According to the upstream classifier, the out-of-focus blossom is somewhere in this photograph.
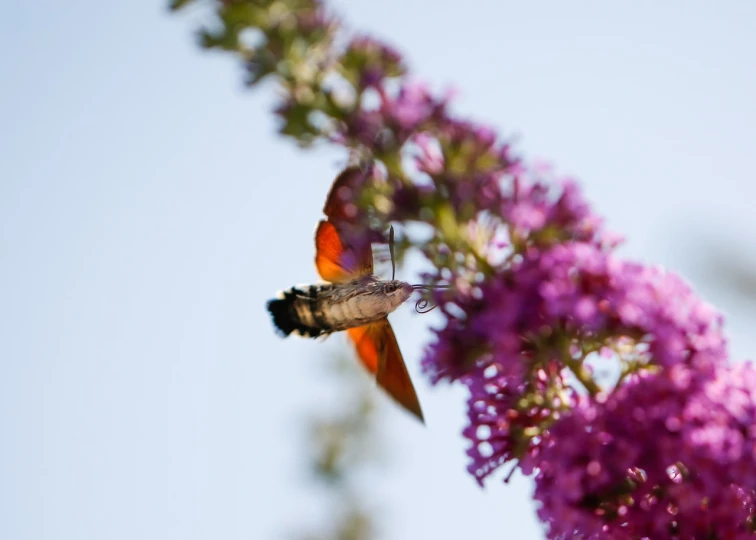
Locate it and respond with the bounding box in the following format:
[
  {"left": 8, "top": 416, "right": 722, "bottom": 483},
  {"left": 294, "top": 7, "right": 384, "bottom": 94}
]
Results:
[
  {"left": 342, "top": 81, "right": 448, "bottom": 152},
  {"left": 412, "top": 133, "right": 444, "bottom": 174},
  {"left": 343, "top": 36, "right": 405, "bottom": 89}
]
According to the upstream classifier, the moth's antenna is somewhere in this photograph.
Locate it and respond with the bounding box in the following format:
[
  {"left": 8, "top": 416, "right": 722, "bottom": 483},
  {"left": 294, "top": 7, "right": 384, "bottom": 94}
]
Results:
[{"left": 389, "top": 225, "right": 396, "bottom": 280}]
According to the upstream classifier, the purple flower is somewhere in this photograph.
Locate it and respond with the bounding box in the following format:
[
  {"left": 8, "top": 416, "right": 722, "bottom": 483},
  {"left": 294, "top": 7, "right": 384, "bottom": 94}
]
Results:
[
  {"left": 424, "top": 242, "right": 725, "bottom": 385},
  {"left": 342, "top": 108, "right": 386, "bottom": 150},
  {"left": 344, "top": 36, "right": 405, "bottom": 89},
  {"left": 387, "top": 181, "right": 436, "bottom": 224},
  {"left": 499, "top": 169, "right": 604, "bottom": 245},
  {"left": 341, "top": 81, "right": 448, "bottom": 151},
  {"left": 384, "top": 81, "right": 439, "bottom": 132},
  {"left": 464, "top": 362, "right": 578, "bottom": 485},
  {"left": 437, "top": 119, "right": 499, "bottom": 157},
  {"left": 423, "top": 241, "right": 727, "bottom": 488},
  {"left": 534, "top": 365, "right": 756, "bottom": 539},
  {"left": 412, "top": 132, "right": 444, "bottom": 174}
]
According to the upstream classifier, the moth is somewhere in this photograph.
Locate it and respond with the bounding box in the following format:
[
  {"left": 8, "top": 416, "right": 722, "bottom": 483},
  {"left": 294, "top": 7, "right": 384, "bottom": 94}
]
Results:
[{"left": 267, "top": 168, "right": 432, "bottom": 422}]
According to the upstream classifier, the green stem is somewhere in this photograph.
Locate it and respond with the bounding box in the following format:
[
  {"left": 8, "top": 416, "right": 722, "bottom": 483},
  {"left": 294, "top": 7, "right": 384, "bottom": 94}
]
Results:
[{"left": 561, "top": 340, "right": 601, "bottom": 396}]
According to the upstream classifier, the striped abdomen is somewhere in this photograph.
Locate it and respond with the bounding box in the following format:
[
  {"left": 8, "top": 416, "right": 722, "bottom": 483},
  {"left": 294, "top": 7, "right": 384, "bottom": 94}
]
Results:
[{"left": 267, "top": 279, "right": 412, "bottom": 338}]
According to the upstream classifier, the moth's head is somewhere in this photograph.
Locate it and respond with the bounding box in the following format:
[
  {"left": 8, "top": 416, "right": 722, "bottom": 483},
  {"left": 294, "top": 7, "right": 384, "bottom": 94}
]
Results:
[{"left": 382, "top": 280, "right": 413, "bottom": 307}]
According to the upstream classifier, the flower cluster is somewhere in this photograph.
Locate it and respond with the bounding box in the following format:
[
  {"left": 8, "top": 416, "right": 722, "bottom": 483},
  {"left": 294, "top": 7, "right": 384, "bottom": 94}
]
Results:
[
  {"left": 174, "top": 0, "right": 756, "bottom": 536},
  {"left": 425, "top": 241, "right": 725, "bottom": 383},
  {"left": 536, "top": 364, "right": 756, "bottom": 539}
]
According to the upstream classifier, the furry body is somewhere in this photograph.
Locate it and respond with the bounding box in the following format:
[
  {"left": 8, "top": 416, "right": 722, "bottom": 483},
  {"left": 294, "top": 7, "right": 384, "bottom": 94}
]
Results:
[{"left": 267, "top": 278, "right": 412, "bottom": 337}]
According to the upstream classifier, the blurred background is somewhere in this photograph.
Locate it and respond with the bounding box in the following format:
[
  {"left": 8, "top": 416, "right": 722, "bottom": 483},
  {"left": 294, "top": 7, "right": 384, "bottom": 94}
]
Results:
[{"left": 2, "top": 1, "right": 755, "bottom": 539}]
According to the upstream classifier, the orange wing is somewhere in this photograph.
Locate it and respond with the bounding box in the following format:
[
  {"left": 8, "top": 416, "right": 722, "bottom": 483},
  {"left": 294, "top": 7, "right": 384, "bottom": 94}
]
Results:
[
  {"left": 315, "top": 221, "right": 373, "bottom": 283},
  {"left": 347, "top": 319, "right": 424, "bottom": 423},
  {"left": 315, "top": 168, "right": 373, "bottom": 283}
]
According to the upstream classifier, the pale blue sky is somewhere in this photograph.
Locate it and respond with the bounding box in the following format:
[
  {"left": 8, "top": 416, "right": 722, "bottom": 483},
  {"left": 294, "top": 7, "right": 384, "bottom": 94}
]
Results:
[{"left": 2, "top": 2, "right": 756, "bottom": 539}]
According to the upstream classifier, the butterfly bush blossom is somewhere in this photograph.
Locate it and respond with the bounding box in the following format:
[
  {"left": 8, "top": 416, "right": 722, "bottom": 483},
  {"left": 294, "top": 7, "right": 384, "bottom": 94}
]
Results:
[{"left": 174, "top": 0, "right": 756, "bottom": 536}]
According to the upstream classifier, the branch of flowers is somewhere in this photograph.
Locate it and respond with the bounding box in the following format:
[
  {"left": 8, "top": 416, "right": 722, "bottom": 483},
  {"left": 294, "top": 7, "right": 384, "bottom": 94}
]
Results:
[
  {"left": 171, "top": 0, "right": 523, "bottom": 275},
  {"left": 174, "top": 1, "right": 756, "bottom": 536}
]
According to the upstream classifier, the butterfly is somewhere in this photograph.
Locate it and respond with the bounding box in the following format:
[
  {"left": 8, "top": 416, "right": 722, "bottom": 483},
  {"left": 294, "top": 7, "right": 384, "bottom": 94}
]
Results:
[{"left": 267, "top": 167, "right": 425, "bottom": 422}]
